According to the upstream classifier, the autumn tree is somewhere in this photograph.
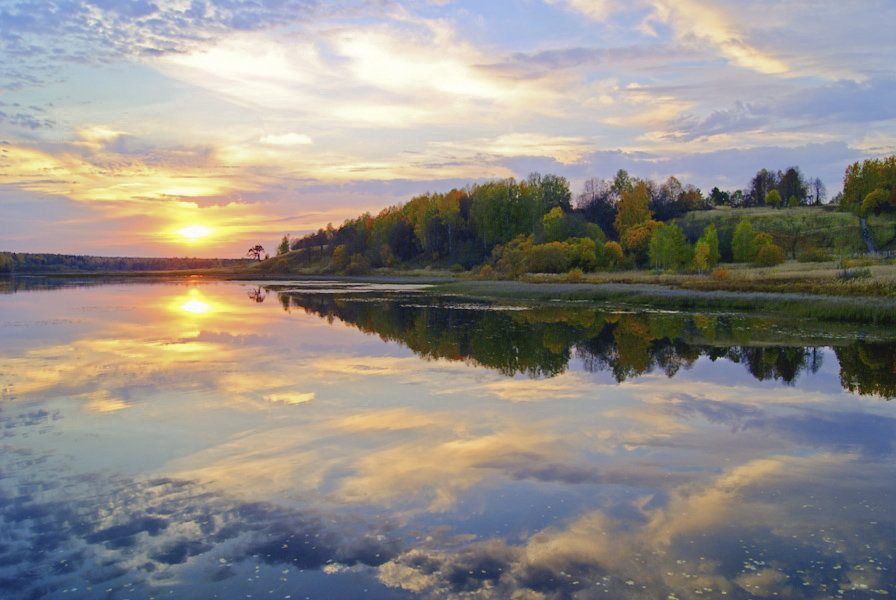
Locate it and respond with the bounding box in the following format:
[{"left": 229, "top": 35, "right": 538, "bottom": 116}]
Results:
[
  {"left": 696, "top": 224, "right": 720, "bottom": 268},
  {"left": 614, "top": 181, "right": 656, "bottom": 263},
  {"left": 332, "top": 244, "right": 350, "bottom": 270},
  {"left": 614, "top": 181, "right": 652, "bottom": 239}
]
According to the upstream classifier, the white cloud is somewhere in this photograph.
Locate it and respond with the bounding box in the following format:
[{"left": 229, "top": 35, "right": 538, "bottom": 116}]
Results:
[{"left": 259, "top": 133, "right": 313, "bottom": 146}]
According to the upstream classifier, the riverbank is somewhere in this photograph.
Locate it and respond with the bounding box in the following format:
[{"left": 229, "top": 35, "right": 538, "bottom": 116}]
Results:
[
  {"left": 424, "top": 279, "right": 896, "bottom": 324},
  {"left": 7, "top": 263, "right": 896, "bottom": 323}
]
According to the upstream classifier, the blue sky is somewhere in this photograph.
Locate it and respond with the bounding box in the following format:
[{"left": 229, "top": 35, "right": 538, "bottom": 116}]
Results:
[{"left": 1, "top": 0, "right": 895, "bottom": 257}]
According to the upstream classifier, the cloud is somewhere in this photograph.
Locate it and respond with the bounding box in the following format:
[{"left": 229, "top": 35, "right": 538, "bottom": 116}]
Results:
[
  {"left": 259, "top": 132, "right": 313, "bottom": 146},
  {"left": 544, "top": 0, "right": 616, "bottom": 21},
  {"left": 549, "top": 0, "right": 786, "bottom": 74}
]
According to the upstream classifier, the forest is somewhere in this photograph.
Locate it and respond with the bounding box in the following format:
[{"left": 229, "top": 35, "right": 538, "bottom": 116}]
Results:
[{"left": 270, "top": 156, "right": 896, "bottom": 277}]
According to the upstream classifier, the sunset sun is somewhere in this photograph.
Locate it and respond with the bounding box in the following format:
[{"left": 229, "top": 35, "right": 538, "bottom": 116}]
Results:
[{"left": 177, "top": 224, "right": 213, "bottom": 242}]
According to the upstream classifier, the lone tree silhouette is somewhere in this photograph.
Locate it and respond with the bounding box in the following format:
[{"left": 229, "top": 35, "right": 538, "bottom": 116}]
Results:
[{"left": 246, "top": 245, "right": 265, "bottom": 261}]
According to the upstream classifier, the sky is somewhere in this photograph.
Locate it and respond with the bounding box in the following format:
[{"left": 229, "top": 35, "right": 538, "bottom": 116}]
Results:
[{"left": 1, "top": 0, "right": 895, "bottom": 258}]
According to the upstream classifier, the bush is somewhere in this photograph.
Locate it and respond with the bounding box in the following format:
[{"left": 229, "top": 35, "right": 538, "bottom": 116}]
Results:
[
  {"left": 473, "top": 264, "right": 497, "bottom": 280},
  {"left": 527, "top": 242, "right": 570, "bottom": 273},
  {"left": 754, "top": 243, "right": 785, "bottom": 267},
  {"left": 566, "top": 267, "right": 585, "bottom": 282},
  {"left": 449, "top": 263, "right": 464, "bottom": 272},
  {"left": 711, "top": 267, "right": 730, "bottom": 281}
]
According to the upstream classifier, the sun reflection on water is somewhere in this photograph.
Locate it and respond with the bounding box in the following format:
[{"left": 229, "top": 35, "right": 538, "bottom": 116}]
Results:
[{"left": 176, "top": 288, "right": 213, "bottom": 315}]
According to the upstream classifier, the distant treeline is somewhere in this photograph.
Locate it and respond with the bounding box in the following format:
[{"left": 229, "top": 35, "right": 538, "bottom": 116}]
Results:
[
  {"left": 274, "top": 160, "right": 886, "bottom": 275},
  {"left": 0, "top": 252, "right": 246, "bottom": 274}
]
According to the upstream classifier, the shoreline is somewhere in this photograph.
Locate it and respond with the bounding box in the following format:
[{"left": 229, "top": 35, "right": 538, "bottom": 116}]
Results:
[{"left": 5, "top": 270, "right": 896, "bottom": 323}]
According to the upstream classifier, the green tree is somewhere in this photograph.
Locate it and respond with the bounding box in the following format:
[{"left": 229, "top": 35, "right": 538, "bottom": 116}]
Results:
[
  {"left": 862, "top": 188, "right": 890, "bottom": 215},
  {"left": 766, "top": 189, "right": 782, "bottom": 207},
  {"left": 566, "top": 237, "right": 598, "bottom": 271},
  {"left": 841, "top": 155, "right": 896, "bottom": 213},
  {"left": 648, "top": 222, "right": 690, "bottom": 272},
  {"left": 540, "top": 174, "right": 572, "bottom": 212},
  {"left": 542, "top": 206, "right": 570, "bottom": 242},
  {"left": 696, "top": 224, "right": 720, "bottom": 268},
  {"left": 732, "top": 218, "right": 756, "bottom": 262},
  {"left": 613, "top": 169, "right": 633, "bottom": 195},
  {"left": 709, "top": 187, "right": 730, "bottom": 206}
]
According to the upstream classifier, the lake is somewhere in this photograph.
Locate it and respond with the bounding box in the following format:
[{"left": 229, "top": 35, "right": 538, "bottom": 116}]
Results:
[{"left": 1, "top": 278, "right": 893, "bottom": 599}]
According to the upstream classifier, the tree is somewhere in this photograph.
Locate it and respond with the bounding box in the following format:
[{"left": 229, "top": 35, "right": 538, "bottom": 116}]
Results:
[
  {"left": 648, "top": 222, "right": 690, "bottom": 271},
  {"left": 577, "top": 177, "right": 617, "bottom": 237},
  {"left": 246, "top": 245, "right": 265, "bottom": 261},
  {"left": 614, "top": 181, "right": 652, "bottom": 239},
  {"left": 810, "top": 178, "right": 826, "bottom": 205},
  {"left": 732, "top": 218, "right": 756, "bottom": 262},
  {"left": 604, "top": 241, "right": 624, "bottom": 268},
  {"left": 652, "top": 176, "right": 683, "bottom": 221},
  {"left": 841, "top": 155, "right": 896, "bottom": 214},
  {"left": 765, "top": 189, "right": 782, "bottom": 208},
  {"left": 709, "top": 187, "right": 730, "bottom": 206},
  {"left": 755, "top": 243, "right": 785, "bottom": 267},
  {"left": 747, "top": 168, "right": 779, "bottom": 206},
  {"left": 332, "top": 244, "right": 350, "bottom": 270},
  {"left": 540, "top": 174, "right": 572, "bottom": 212},
  {"left": 613, "top": 169, "right": 633, "bottom": 195},
  {"left": 542, "top": 206, "right": 570, "bottom": 242},
  {"left": 277, "top": 235, "right": 290, "bottom": 256},
  {"left": 694, "top": 241, "right": 711, "bottom": 273},
  {"left": 862, "top": 189, "right": 890, "bottom": 215},
  {"left": 696, "top": 224, "right": 720, "bottom": 268},
  {"left": 778, "top": 166, "right": 807, "bottom": 205}
]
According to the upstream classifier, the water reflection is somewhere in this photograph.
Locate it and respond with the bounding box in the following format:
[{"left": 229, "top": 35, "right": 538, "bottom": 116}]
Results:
[
  {"left": 0, "top": 280, "right": 893, "bottom": 599},
  {"left": 274, "top": 289, "right": 895, "bottom": 398}
]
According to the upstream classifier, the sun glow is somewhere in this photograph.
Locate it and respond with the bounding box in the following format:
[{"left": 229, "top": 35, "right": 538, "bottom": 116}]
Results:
[
  {"left": 177, "top": 225, "right": 213, "bottom": 242},
  {"left": 175, "top": 289, "right": 213, "bottom": 315}
]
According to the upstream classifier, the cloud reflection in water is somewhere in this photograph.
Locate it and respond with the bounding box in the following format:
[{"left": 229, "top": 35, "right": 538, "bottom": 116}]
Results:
[{"left": 0, "top": 281, "right": 893, "bottom": 598}]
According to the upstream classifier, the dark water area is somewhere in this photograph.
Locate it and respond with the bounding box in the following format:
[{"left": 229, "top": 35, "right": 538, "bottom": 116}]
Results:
[{"left": 0, "top": 280, "right": 893, "bottom": 599}]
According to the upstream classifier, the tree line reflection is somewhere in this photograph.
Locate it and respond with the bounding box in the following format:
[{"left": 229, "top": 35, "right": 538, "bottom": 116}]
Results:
[{"left": 275, "top": 291, "right": 895, "bottom": 399}]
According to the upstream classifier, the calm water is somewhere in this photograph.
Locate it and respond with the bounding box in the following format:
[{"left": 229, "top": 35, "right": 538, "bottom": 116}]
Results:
[{"left": 1, "top": 278, "right": 893, "bottom": 599}]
